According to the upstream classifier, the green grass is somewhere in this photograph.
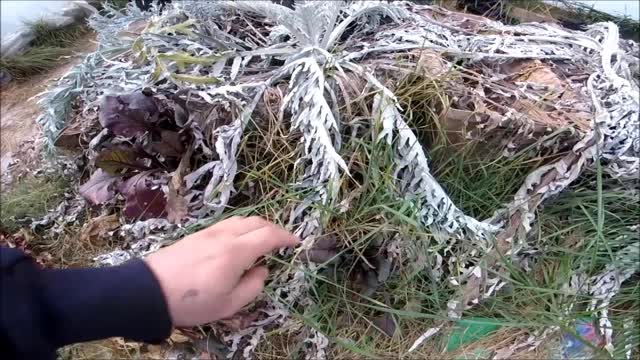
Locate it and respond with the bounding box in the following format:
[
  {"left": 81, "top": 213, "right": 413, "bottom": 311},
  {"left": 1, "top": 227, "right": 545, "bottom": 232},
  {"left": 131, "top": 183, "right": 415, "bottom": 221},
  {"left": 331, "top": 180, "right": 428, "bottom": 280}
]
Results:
[
  {"left": 465, "top": 175, "right": 639, "bottom": 357},
  {"left": 44, "top": 68, "right": 635, "bottom": 359},
  {"left": 27, "top": 20, "right": 88, "bottom": 48},
  {"left": 0, "top": 20, "right": 89, "bottom": 80},
  {"left": 0, "top": 47, "right": 75, "bottom": 80},
  {"left": 454, "top": 0, "right": 639, "bottom": 42},
  {"left": 105, "top": 0, "right": 130, "bottom": 10},
  {"left": 553, "top": 0, "right": 640, "bottom": 41},
  {"left": 81, "top": 69, "right": 637, "bottom": 358},
  {"left": 193, "top": 73, "right": 640, "bottom": 358},
  {"left": 35, "top": 76, "right": 635, "bottom": 359},
  {"left": 395, "top": 73, "right": 547, "bottom": 220},
  {"left": 0, "top": 176, "right": 69, "bottom": 233},
  {"left": 237, "top": 114, "right": 446, "bottom": 358}
]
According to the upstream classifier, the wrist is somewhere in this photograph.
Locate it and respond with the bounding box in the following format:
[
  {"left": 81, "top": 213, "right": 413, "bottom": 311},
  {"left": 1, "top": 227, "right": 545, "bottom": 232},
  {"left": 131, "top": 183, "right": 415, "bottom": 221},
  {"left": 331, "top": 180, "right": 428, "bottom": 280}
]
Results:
[{"left": 41, "top": 259, "right": 174, "bottom": 345}]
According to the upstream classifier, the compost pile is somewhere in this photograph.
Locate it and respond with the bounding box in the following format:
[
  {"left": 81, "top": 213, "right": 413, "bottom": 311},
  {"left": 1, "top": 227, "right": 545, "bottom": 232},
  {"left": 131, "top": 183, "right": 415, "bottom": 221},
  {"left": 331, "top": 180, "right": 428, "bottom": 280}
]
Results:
[{"left": 37, "top": 1, "right": 639, "bottom": 358}]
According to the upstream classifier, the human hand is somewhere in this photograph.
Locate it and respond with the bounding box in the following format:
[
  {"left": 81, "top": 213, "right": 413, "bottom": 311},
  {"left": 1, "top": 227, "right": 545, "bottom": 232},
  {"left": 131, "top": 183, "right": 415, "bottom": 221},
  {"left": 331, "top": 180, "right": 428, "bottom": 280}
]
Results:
[{"left": 143, "top": 216, "right": 298, "bottom": 327}]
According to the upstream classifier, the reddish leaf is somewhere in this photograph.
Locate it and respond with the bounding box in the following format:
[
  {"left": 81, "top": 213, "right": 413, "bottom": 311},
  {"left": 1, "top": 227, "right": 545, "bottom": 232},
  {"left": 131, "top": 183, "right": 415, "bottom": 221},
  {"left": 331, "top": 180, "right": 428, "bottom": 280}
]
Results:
[
  {"left": 80, "top": 169, "right": 119, "bottom": 205},
  {"left": 95, "top": 148, "right": 145, "bottom": 174},
  {"left": 118, "top": 172, "right": 167, "bottom": 220},
  {"left": 99, "top": 92, "right": 158, "bottom": 137},
  {"left": 151, "top": 130, "right": 185, "bottom": 157}
]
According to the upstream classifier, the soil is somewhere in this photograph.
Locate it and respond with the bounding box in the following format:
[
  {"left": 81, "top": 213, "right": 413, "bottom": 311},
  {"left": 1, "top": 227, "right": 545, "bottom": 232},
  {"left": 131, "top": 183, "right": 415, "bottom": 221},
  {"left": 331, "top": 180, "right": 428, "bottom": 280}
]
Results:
[{"left": 0, "top": 33, "right": 97, "bottom": 185}]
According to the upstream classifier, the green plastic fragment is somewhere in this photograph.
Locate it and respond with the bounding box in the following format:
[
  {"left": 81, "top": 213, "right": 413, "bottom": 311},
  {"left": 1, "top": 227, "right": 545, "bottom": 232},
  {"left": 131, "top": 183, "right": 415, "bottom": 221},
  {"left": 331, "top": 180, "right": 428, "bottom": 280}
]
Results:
[{"left": 446, "top": 317, "right": 502, "bottom": 352}]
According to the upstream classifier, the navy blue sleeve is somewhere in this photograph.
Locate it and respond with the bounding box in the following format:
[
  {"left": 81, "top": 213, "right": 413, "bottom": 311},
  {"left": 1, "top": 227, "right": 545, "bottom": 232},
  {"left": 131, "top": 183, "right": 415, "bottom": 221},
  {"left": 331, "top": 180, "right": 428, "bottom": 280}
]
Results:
[{"left": 0, "top": 246, "right": 172, "bottom": 359}]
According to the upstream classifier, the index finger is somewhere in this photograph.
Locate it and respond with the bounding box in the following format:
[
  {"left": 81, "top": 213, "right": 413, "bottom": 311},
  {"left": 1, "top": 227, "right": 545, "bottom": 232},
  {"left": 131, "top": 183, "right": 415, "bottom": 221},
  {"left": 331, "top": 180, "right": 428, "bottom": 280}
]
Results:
[{"left": 234, "top": 223, "right": 299, "bottom": 269}]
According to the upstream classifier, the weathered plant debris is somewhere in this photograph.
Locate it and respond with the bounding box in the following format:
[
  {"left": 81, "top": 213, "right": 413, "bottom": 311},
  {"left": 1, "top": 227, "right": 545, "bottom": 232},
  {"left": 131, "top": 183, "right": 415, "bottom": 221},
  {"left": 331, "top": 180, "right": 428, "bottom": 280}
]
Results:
[
  {"left": 373, "top": 312, "right": 397, "bottom": 337},
  {"left": 36, "top": 1, "right": 639, "bottom": 358},
  {"left": 78, "top": 214, "right": 119, "bottom": 244}
]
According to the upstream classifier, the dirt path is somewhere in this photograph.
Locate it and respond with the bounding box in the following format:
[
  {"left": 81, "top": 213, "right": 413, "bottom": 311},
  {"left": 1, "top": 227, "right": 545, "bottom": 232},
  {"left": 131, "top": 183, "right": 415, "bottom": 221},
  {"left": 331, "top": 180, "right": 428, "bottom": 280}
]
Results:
[{"left": 0, "top": 34, "right": 97, "bottom": 183}]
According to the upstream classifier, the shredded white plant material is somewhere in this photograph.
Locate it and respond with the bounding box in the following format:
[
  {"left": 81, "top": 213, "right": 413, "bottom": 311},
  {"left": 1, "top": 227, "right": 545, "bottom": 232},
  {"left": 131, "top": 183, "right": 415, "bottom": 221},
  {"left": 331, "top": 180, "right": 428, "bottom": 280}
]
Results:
[
  {"left": 571, "top": 242, "right": 639, "bottom": 354},
  {"left": 407, "top": 326, "right": 441, "bottom": 353},
  {"left": 35, "top": 1, "right": 638, "bottom": 357}
]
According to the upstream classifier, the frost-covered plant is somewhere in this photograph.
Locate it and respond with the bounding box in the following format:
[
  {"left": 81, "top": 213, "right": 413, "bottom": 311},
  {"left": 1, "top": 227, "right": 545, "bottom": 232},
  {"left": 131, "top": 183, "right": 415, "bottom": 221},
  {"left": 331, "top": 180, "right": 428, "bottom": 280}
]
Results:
[
  {"left": 37, "top": 3, "right": 149, "bottom": 151},
  {"left": 37, "top": 1, "right": 639, "bottom": 357}
]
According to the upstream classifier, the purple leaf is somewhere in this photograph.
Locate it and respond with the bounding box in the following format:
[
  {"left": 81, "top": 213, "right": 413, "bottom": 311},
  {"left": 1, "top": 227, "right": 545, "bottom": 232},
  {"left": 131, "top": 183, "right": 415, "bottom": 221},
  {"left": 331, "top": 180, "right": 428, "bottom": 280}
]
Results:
[
  {"left": 151, "top": 130, "right": 185, "bottom": 157},
  {"left": 99, "top": 92, "right": 159, "bottom": 137},
  {"left": 118, "top": 172, "right": 167, "bottom": 220},
  {"left": 79, "top": 169, "right": 119, "bottom": 205}
]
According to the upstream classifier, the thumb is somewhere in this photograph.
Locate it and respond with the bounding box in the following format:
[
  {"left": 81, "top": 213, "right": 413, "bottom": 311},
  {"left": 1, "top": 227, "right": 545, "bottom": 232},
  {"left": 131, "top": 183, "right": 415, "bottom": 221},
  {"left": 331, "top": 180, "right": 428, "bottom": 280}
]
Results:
[{"left": 223, "top": 266, "right": 269, "bottom": 317}]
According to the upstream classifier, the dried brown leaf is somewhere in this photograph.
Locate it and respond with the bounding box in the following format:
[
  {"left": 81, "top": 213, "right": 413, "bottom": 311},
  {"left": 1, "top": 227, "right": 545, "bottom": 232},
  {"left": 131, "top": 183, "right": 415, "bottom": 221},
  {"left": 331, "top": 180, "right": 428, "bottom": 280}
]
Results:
[
  {"left": 54, "top": 123, "right": 84, "bottom": 149},
  {"left": 95, "top": 148, "right": 144, "bottom": 174},
  {"left": 146, "top": 344, "right": 165, "bottom": 360},
  {"left": 166, "top": 182, "right": 188, "bottom": 224},
  {"left": 171, "top": 96, "right": 189, "bottom": 126},
  {"left": 372, "top": 313, "right": 396, "bottom": 337},
  {"left": 171, "top": 145, "right": 193, "bottom": 190},
  {"left": 516, "top": 60, "right": 564, "bottom": 88},
  {"left": 374, "top": 254, "right": 393, "bottom": 283},
  {"left": 352, "top": 267, "right": 380, "bottom": 297},
  {"left": 78, "top": 214, "right": 119, "bottom": 244},
  {"left": 169, "top": 330, "right": 191, "bottom": 344},
  {"left": 299, "top": 234, "right": 339, "bottom": 263}
]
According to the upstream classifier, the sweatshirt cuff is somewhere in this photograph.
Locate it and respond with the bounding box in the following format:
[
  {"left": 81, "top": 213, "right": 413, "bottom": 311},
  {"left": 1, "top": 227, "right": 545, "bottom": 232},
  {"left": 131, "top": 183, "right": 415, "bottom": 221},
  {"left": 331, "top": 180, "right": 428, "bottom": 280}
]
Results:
[{"left": 41, "top": 259, "right": 172, "bottom": 346}]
